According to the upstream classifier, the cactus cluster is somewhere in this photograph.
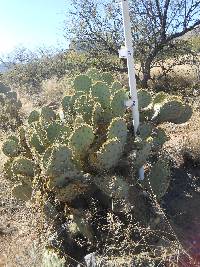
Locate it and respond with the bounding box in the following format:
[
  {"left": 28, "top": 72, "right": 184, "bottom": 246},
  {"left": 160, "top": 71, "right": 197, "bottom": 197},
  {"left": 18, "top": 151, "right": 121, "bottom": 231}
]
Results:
[
  {"left": 2, "top": 70, "right": 192, "bottom": 202},
  {"left": 0, "top": 82, "right": 22, "bottom": 131},
  {"left": 2, "top": 70, "right": 129, "bottom": 202},
  {"left": 1, "top": 69, "right": 192, "bottom": 263}
]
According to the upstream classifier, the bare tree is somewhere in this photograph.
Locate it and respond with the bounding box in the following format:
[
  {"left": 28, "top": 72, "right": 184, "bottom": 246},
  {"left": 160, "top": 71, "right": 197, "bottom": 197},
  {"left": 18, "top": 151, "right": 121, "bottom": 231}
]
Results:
[{"left": 65, "top": 0, "right": 200, "bottom": 87}]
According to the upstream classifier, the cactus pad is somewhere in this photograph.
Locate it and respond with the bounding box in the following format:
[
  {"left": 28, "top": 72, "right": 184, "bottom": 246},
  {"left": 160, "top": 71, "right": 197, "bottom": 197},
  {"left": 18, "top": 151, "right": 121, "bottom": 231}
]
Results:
[
  {"left": 94, "top": 175, "right": 130, "bottom": 200},
  {"left": 107, "top": 118, "right": 127, "bottom": 146},
  {"left": 135, "top": 138, "right": 153, "bottom": 168},
  {"left": 41, "top": 107, "right": 56, "bottom": 122},
  {"left": 138, "top": 123, "right": 153, "bottom": 139},
  {"left": 157, "top": 100, "right": 184, "bottom": 123},
  {"left": 153, "top": 128, "right": 168, "bottom": 147},
  {"left": 46, "top": 122, "right": 65, "bottom": 143},
  {"left": 46, "top": 145, "right": 75, "bottom": 178},
  {"left": 12, "top": 157, "right": 35, "bottom": 178},
  {"left": 138, "top": 89, "right": 152, "bottom": 109},
  {"left": 91, "top": 81, "right": 110, "bottom": 109},
  {"left": 100, "top": 72, "right": 114, "bottom": 85},
  {"left": 111, "top": 81, "right": 123, "bottom": 92},
  {"left": 173, "top": 104, "right": 192, "bottom": 124},
  {"left": 61, "top": 95, "right": 73, "bottom": 112},
  {"left": 86, "top": 68, "right": 101, "bottom": 81},
  {"left": 73, "top": 74, "right": 91, "bottom": 92},
  {"left": 92, "top": 138, "right": 123, "bottom": 170},
  {"left": 146, "top": 159, "right": 171, "bottom": 198},
  {"left": 92, "top": 102, "right": 104, "bottom": 126},
  {"left": 30, "top": 133, "right": 45, "bottom": 154},
  {"left": 28, "top": 110, "right": 40, "bottom": 124},
  {"left": 69, "top": 124, "right": 95, "bottom": 156},
  {"left": 153, "top": 92, "right": 168, "bottom": 105},
  {"left": 2, "top": 139, "right": 20, "bottom": 157},
  {"left": 111, "top": 89, "right": 128, "bottom": 117}
]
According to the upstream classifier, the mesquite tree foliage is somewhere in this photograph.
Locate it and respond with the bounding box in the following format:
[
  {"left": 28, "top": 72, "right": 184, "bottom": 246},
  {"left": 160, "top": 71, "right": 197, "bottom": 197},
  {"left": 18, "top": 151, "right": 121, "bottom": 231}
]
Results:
[{"left": 65, "top": 0, "right": 200, "bottom": 87}]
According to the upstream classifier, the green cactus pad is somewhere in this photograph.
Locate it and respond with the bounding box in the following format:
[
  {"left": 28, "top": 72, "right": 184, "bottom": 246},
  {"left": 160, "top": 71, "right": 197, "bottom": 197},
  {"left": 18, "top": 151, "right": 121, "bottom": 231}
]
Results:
[
  {"left": 41, "top": 107, "right": 56, "bottom": 122},
  {"left": 92, "top": 102, "right": 104, "bottom": 126},
  {"left": 12, "top": 182, "right": 32, "bottom": 201},
  {"left": 153, "top": 92, "right": 168, "bottom": 105},
  {"left": 138, "top": 89, "right": 152, "bottom": 109},
  {"left": 145, "top": 159, "right": 171, "bottom": 198},
  {"left": 41, "top": 107, "right": 56, "bottom": 123},
  {"left": 138, "top": 123, "right": 153, "bottom": 139},
  {"left": 135, "top": 138, "right": 153, "bottom": 168},
  {"left": 86, "top": 68, "right": 101, "bottom": 81},
  {"left": 153, "top": 128, "right": 168, "bottom": 147},
  {"left": 62, "top": 95, "right": 73, "bottom": 112},
  {"left": 107, "top": 118, "right": 127, "bottom": 145},
  {"left": 18, "top": 127, "right": 30, "bottom": 153},
  {"left": 46, "top": 145, "right": 75, "bottom": 180},
  {"left": 140, "top": 107, "right": 154, "bottom": 122},
  {"left": 30, "top": 133, "right": 45, "bottom": 154},
  {"left": 92, "top": 138, "right": 123, "bottom": 170},
  {"left": 157, "top": 100, "right": 184, "bottom": 123},
  {"left": 94, "top": 175, "right": 130, "bottom": 200},
  {"left": 74, "top": 115, "right": 85, "bottom": 127},
  {"left": 2, "top": 139, "right": 20, "bottom": 157},
  {"left": 100, "top": 72, "right": 114, "bottom": 85},
  {"left": 28, "top": 110, "right": 40, "bottom": 124},
  {"left": 111, "top": 89, "right": 128, "bottom": 117},
  {"left": 91, "top": 81, "right": 110, "bottom": 109},
  {"left": 69, "top": 124, "right": 95, "bottom": 156},
  {"left": 42, "top": 248, "right": 66, "bottom": 267},
  {"left": 173, "top": 104, "right": 192, "bottom": 124},
  {"left": 73, "top": 74, "right": 91, "bottom": 92},
  {"left": 74, "top": 94, "right": 94, "bottom": 122},
  {"left": 111, "top": 81, "right": 123, "bottom": 92},
  {"left": 12, "top": 157, "right": 35, "bottom": 178},
  {"left": 46, "top": 122, "right": 65, "bottom": 143}
]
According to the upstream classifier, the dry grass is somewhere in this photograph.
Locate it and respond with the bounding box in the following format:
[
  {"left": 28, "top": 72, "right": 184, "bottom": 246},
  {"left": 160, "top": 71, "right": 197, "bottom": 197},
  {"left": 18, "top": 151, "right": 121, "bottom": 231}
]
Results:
[{"left": 181, "top": 110, "right": 200, "bottom": 166}]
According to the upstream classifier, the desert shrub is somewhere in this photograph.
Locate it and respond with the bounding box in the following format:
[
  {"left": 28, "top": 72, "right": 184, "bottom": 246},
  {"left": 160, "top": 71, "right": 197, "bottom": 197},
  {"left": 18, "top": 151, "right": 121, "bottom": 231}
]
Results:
[
  {"left": 1, "top": 70, "right": 192, "bottom": 264},
  {"left": 0, "top": 82, "right": 22, "bottom": 131},
  {"left": 188, "top": 36, "right": 200, "bottom": 53},
  {"left": 1, "top": 49, "right": 123, "bottom": 96}
]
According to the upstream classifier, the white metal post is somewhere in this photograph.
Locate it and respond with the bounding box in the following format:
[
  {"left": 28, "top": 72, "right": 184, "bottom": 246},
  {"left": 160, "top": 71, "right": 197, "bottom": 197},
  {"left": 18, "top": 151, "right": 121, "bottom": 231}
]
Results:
[{"left": 119, "top": 0, "right": 144, "bottom": 180}]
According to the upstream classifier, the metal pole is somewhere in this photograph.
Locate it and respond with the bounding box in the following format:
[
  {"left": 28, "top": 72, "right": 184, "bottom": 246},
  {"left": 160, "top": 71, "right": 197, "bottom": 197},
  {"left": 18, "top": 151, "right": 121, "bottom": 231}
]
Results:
[{"left": 119, "top": 0, "right": 144, "bottom": 180}]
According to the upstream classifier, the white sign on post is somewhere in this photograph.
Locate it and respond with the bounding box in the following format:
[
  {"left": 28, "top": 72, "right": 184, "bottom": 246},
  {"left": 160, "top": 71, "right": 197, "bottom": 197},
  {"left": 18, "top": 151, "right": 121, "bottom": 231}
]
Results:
[{"left": 120, "top": 0, "right": 144, "bottom": 180}]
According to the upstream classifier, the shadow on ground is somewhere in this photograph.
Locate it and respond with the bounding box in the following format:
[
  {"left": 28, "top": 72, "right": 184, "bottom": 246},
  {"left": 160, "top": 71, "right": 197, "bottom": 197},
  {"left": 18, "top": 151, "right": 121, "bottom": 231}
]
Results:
[{"left": 163, "top": 160, "right": 200, "bottom": 266}]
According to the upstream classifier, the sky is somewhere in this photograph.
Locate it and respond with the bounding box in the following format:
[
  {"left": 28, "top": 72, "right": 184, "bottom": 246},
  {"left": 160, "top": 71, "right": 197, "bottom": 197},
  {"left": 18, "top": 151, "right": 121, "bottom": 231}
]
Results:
[{"left": 0, "top": 0, "right": 70, "bottom": 56}]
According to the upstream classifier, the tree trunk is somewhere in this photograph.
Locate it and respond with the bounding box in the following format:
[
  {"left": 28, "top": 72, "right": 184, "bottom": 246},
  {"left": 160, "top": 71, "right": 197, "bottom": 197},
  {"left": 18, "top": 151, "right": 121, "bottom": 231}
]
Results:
[{"left": 141, "top": 59, "right": 152, "bottom": 88}]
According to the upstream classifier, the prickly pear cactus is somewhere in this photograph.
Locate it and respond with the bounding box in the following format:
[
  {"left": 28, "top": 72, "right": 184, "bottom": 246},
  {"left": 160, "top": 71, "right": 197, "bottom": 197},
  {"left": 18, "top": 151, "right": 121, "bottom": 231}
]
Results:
[
  {"left": 0, "top": 82, "right": 22, "bottom": 131},
  {"left": 1, "top": 70, "right": 193, "bottom": 264}
]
